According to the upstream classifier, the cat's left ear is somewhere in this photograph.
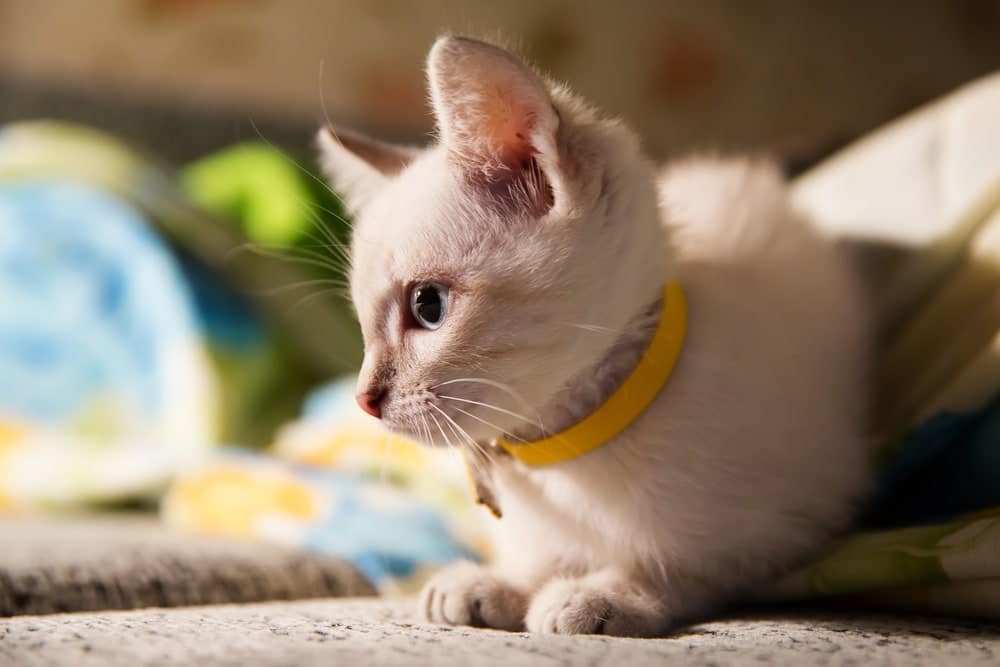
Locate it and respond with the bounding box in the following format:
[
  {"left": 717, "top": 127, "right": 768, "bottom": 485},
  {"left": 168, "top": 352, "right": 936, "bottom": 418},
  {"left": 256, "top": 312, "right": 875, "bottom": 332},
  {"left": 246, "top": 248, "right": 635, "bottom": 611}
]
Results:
[
  {"left": 316, "top": 126, "right": 420, "bottom": 214},
  {"left": 427, "top": 36, "right": 564, "bottom": 215}
]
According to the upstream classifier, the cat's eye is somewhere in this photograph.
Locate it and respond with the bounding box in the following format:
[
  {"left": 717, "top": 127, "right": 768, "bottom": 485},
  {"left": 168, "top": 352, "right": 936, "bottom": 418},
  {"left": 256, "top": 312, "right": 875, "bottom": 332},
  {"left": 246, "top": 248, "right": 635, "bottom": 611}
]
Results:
[{"left": 409, "top": 282, "right": 449, "bottom": 330}]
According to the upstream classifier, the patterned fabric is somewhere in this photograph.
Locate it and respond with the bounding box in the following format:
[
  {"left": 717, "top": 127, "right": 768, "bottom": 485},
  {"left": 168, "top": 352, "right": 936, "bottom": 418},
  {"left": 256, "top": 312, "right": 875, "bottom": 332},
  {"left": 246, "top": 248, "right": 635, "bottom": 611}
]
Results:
[
  {"left": 162, "top": 377, "right": 488, "bottom": 593},
  {"left": 769, "top": 509, "right": 1000, "bottom": 618},
  {"left": 0, "top": 121, "right": 351, "bottom": 507},
  {"left": 0, "top": 181, "right": 215, "bottom": 507}
]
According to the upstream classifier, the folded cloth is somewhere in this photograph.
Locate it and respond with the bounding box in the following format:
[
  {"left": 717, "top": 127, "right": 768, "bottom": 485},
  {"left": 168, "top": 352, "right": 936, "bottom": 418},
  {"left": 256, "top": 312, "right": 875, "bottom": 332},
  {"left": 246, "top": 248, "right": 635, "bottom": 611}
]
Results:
[{"left": 775, "top": 71, "right": 1000, "bottom": 618}]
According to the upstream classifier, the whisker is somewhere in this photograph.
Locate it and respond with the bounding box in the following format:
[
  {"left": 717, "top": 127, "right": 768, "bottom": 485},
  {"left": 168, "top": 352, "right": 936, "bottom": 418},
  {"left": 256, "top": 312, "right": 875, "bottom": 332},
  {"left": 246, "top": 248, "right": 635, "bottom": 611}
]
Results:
[
  {"left": 448, "top": 405, "right": 527, "bottom": 444},
  {"left": 437, "top": 394, "right": 543, "bottom": 431},
  {"left": 309, "top": 197, "right": 354, "bottom": 232},
  {"left": 431, "top": 407, "right": 490, "bottom": 481},
  {"left": 278, "top": 242, "right": 348, "bottom": 275},
  {"left": 318, "top": 58, "right": 334, "bottom": 138},
  {"left": 247, "top": 117, "right": 355, "bottom": 220},
  {"left": 299, "top": 205, "right": 354, "bottom": 263},
  {"left": 291, "top": 285, "right": 351, "bottom": 311},
  {"left": 254, "top": 277, "right": 349, "bottom": 297},
  {"left": 557, "top": 321, "right": 626, "bottom": 336},
  {"left": 316, "top": 59, "right": 354, "bottom": 233},
  {"left": 427, "top": 410, "right": 453, "bottom": 451},
  {"left": 418, "top": 414, "right": 433, "bottom": 448},
  {"left": 429, "top": 377, "right": 539, "bottom": 425},
  {"left": 229, "top": 242, "right": 346, "bottom": 275},
  {"left": 429, "top": 404, "right": 489, "bottom": 460},
  {"left": 430, "top": 377, "right": 521, "bottom": 400}
]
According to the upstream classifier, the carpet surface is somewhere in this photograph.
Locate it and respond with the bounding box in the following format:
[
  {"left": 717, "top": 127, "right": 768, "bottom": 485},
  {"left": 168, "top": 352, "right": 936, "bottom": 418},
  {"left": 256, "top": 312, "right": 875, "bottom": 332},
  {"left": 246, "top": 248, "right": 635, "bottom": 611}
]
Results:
[
  {"left": 0, "top": 516, "right": 375, "bottom": 617},
  {"left": 2, "top": 598, "right": 999, "bottom": 667}
]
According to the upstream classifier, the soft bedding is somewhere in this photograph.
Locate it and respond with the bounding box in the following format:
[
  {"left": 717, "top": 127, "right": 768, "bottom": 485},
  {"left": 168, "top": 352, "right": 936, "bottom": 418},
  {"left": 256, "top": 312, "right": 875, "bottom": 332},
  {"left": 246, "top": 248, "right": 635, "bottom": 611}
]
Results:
[{"left": 1, "top": 72, "right": 999, "bottom": 616}]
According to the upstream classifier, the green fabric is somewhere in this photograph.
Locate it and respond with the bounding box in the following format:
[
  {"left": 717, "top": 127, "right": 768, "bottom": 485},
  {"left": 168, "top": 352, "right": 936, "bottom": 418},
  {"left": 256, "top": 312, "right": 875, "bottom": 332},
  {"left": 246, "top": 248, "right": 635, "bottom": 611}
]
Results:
[{"left": 182, "top": 143, "right": 322, "bottom": 246}]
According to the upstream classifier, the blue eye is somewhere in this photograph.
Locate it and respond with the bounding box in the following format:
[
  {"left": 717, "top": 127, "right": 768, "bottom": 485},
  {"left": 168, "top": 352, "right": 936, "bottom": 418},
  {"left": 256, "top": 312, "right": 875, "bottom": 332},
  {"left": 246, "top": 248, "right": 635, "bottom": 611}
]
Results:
[{"left": 410, "top": 282, "right": 449, "bottom": 330}]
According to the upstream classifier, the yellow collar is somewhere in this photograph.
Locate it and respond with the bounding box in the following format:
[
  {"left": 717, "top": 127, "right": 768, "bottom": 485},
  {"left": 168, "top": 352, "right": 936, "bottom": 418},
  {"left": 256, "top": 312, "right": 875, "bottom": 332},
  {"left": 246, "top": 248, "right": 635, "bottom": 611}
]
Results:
[{"left": 495, "top": 282, "right": 687, "bottom": 466}]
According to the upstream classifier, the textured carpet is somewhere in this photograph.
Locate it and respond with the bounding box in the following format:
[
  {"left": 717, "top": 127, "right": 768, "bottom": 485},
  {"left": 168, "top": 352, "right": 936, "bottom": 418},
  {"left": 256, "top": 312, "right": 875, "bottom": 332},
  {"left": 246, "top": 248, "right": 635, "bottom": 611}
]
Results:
[
  {"left": 0, "top": 516, "right": 375, "bottom": 617},
  {"left": 2, "top": 598, "right": 999, "bottom": 667}
]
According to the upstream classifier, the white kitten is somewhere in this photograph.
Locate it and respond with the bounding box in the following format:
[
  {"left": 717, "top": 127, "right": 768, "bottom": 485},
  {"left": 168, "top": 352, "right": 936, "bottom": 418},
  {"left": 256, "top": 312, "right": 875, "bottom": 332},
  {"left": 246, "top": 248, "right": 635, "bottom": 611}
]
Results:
[{"left": 319, "top": 36, "right": 871, "bottom": 636}]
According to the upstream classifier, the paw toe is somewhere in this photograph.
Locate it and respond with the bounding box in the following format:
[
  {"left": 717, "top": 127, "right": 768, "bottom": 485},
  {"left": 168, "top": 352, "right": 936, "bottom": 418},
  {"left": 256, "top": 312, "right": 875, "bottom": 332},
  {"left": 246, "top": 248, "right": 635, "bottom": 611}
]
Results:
[
  {"left": 416, "top": 564, "right": 525, "bottom": 631},
  {"left": 560, "top": 591, "right": 613, "bottom": 634},
  {"left": 527, "top": 580, "right": 664, "bottom": 637},
  {"left": 440, "top": 587, "right": 478, "bottom": 626}
]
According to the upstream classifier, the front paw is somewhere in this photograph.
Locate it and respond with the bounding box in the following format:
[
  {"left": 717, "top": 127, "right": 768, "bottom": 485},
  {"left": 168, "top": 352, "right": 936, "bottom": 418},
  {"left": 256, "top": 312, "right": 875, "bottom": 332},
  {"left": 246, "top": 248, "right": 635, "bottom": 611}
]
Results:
[
  {"left": 526, "top": 578, "right": 664, "bottom": 637},
  {"left": 418, "top": 561, "right": 527, "bottom": 631}
]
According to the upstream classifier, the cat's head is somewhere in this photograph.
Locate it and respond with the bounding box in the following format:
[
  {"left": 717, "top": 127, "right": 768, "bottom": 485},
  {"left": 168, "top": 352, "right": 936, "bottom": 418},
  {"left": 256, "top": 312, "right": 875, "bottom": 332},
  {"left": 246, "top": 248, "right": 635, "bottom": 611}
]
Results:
[{"left": 319, "top": 36, "right": 668, "bottom": 445}]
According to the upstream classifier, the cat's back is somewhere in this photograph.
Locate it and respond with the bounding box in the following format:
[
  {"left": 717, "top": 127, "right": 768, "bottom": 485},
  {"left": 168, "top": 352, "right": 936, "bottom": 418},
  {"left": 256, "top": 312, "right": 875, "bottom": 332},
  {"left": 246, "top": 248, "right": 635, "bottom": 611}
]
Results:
[
  {"left": 626, "top": 156, "right": 874, "bottom": 570},
  {"left": 654, "top": 154, "right": 865, "bottom": 335},
  {"left": 656, "top": 156, "right": 815, "bottom": 264}
]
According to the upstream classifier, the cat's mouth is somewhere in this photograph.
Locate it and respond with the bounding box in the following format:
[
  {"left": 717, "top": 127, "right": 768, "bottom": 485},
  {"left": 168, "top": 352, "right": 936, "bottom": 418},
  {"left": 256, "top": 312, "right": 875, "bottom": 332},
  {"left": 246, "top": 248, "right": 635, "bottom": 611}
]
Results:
[
  {"left": 381, "top": 402, "right": 486, "bottom": 450},
  {"left": 377, "top": 397, "right": 468, "bottom": 449},
  {"left": 380, "top": 383, "right": 533, "bottom": 449}
]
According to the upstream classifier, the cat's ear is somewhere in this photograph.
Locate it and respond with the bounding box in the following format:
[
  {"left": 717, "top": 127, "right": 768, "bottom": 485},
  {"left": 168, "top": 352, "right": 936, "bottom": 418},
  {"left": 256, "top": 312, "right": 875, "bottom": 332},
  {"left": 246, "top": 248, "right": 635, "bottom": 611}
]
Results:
[
  {"left": 427, "top": 36, "right": 562, "bottom": 215},
  {"left": 316, "top": 126, "right": 420, "bottom": 214}
]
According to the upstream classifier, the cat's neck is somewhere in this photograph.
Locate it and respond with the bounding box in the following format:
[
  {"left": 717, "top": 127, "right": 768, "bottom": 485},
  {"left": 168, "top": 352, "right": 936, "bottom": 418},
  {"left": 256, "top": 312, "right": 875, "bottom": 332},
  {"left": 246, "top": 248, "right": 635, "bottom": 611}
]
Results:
[{"left": 513, "top": 287, "right": 666, "bottom": 443}]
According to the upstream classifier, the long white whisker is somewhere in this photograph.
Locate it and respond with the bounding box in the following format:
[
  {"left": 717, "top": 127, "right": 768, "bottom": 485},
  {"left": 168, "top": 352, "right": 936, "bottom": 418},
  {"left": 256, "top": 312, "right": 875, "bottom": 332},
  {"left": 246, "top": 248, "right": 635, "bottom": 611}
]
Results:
[
  {"left": 437, "top": 394, "right": 543, "bottom": 431},
  {"left": 415, "top": 414, "right": 431, "bottom": 448},
  {"left": 427, "top": 411, "right": 454, "bottom": 451},
  {"left": 254, "top": 277, "right": 348, "bottom": 296},
  {"left": 430, "top": 377, "right": 532, "bottom": 410},
  {"left": 430, "top": 407, "right": 491, "bottom": 482},
  {"left": 447, "top": 405, "right": 527, "bottom": 444},
  {"left": 231, "top": 242, "right": 346, "bottom": 275},
  {"left": 302, "top": 224, "right": 351, "bottom": 268},
  {"left": 557, "top": 321, "right": 626, "bottom": 336},
  {"left": 248, "top": 117, "right": 351, "bottom": 214},
  {"left": 431, "top": 377, "right": 515, "bottom": 393},
  {"left": 429, "top": 404, "right": 489, "bottom": 460},
  {"left": 299, "top": 208, "right": 353, "bottom": 264},
  {"left": 292, "top": 285, "right": 350, "bottom": 311}
]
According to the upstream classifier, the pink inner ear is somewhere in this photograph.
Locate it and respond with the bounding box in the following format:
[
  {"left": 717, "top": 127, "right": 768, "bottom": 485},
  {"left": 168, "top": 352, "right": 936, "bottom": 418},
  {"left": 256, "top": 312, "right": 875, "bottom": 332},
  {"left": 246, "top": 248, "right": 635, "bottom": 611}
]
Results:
[
  {"left": 479, "top": 89, "right": 538, "bottom": 168},
  {"left": 455, "top": 82, "right": 555, "bottom": 216},
  {"left": 428, "top": 37, "right": 559, "bottom": 213},
  {"left": 444, "top": 65, "right": 552, "bottom": 175}
]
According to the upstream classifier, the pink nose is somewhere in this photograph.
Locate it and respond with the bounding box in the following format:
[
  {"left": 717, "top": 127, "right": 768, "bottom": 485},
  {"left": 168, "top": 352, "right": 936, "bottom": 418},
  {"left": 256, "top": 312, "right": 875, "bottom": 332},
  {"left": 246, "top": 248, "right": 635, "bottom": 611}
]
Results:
[{"left": 356, "top": 391, "right": 384, "bottom": 419}]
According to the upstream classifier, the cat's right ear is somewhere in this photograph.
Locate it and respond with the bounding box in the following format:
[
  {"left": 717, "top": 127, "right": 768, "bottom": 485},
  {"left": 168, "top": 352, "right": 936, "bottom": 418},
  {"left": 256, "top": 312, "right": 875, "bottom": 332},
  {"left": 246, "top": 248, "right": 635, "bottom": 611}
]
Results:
[{"left": 316, "top": 126, "right": 420, "bottom": 214}]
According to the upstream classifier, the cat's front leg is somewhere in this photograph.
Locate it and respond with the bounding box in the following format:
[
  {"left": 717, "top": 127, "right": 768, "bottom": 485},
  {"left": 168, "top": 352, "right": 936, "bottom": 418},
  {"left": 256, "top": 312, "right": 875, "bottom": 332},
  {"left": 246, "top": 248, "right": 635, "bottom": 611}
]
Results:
[
  {"left": 418, "top": 560, "right": 528, "bottom": 631},
  {"left": 525, "top": 568, "right": 667, "bottom": 637}
]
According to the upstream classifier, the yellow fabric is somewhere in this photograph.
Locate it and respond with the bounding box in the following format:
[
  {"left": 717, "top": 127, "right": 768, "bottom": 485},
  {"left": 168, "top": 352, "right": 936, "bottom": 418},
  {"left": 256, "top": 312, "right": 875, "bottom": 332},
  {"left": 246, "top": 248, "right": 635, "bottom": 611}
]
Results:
[
  {"left": 496, "top": 282, "right": 687, "bottom": 466},
  {"left": 0, "top": 421, "right": 25, "bottom": 510}
]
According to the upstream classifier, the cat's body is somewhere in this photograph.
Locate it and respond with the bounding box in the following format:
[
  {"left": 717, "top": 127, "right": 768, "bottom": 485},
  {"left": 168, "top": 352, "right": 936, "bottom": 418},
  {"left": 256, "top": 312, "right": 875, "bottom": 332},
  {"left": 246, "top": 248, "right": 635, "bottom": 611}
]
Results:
[{"left": 320, "top": 36, "right": 871, "bottom": 636}]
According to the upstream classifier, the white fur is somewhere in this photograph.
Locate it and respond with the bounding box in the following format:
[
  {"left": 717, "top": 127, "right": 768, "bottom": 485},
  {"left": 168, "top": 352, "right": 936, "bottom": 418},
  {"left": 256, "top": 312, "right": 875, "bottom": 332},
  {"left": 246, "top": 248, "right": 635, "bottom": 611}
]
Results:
[{"left": 320, "top": 36, "right": 872, "bottom": 636}]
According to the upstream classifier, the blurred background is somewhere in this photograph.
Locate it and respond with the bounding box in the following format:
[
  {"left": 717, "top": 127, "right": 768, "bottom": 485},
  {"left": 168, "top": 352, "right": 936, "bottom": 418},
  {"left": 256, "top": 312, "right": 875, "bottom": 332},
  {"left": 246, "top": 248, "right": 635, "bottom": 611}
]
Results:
[
  {"left": 4, "top": 0, "right": 1000, "bottom": 166},
  {"left": 2, "top": 0, "right": 1000, "bottom": 615}
]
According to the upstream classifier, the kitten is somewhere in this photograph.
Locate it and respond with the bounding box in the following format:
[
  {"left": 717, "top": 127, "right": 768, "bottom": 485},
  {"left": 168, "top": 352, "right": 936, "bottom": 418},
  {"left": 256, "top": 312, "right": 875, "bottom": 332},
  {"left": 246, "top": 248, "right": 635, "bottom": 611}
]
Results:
[{"left": 318, "top": 36, "right": 871, "bottom": 636}]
